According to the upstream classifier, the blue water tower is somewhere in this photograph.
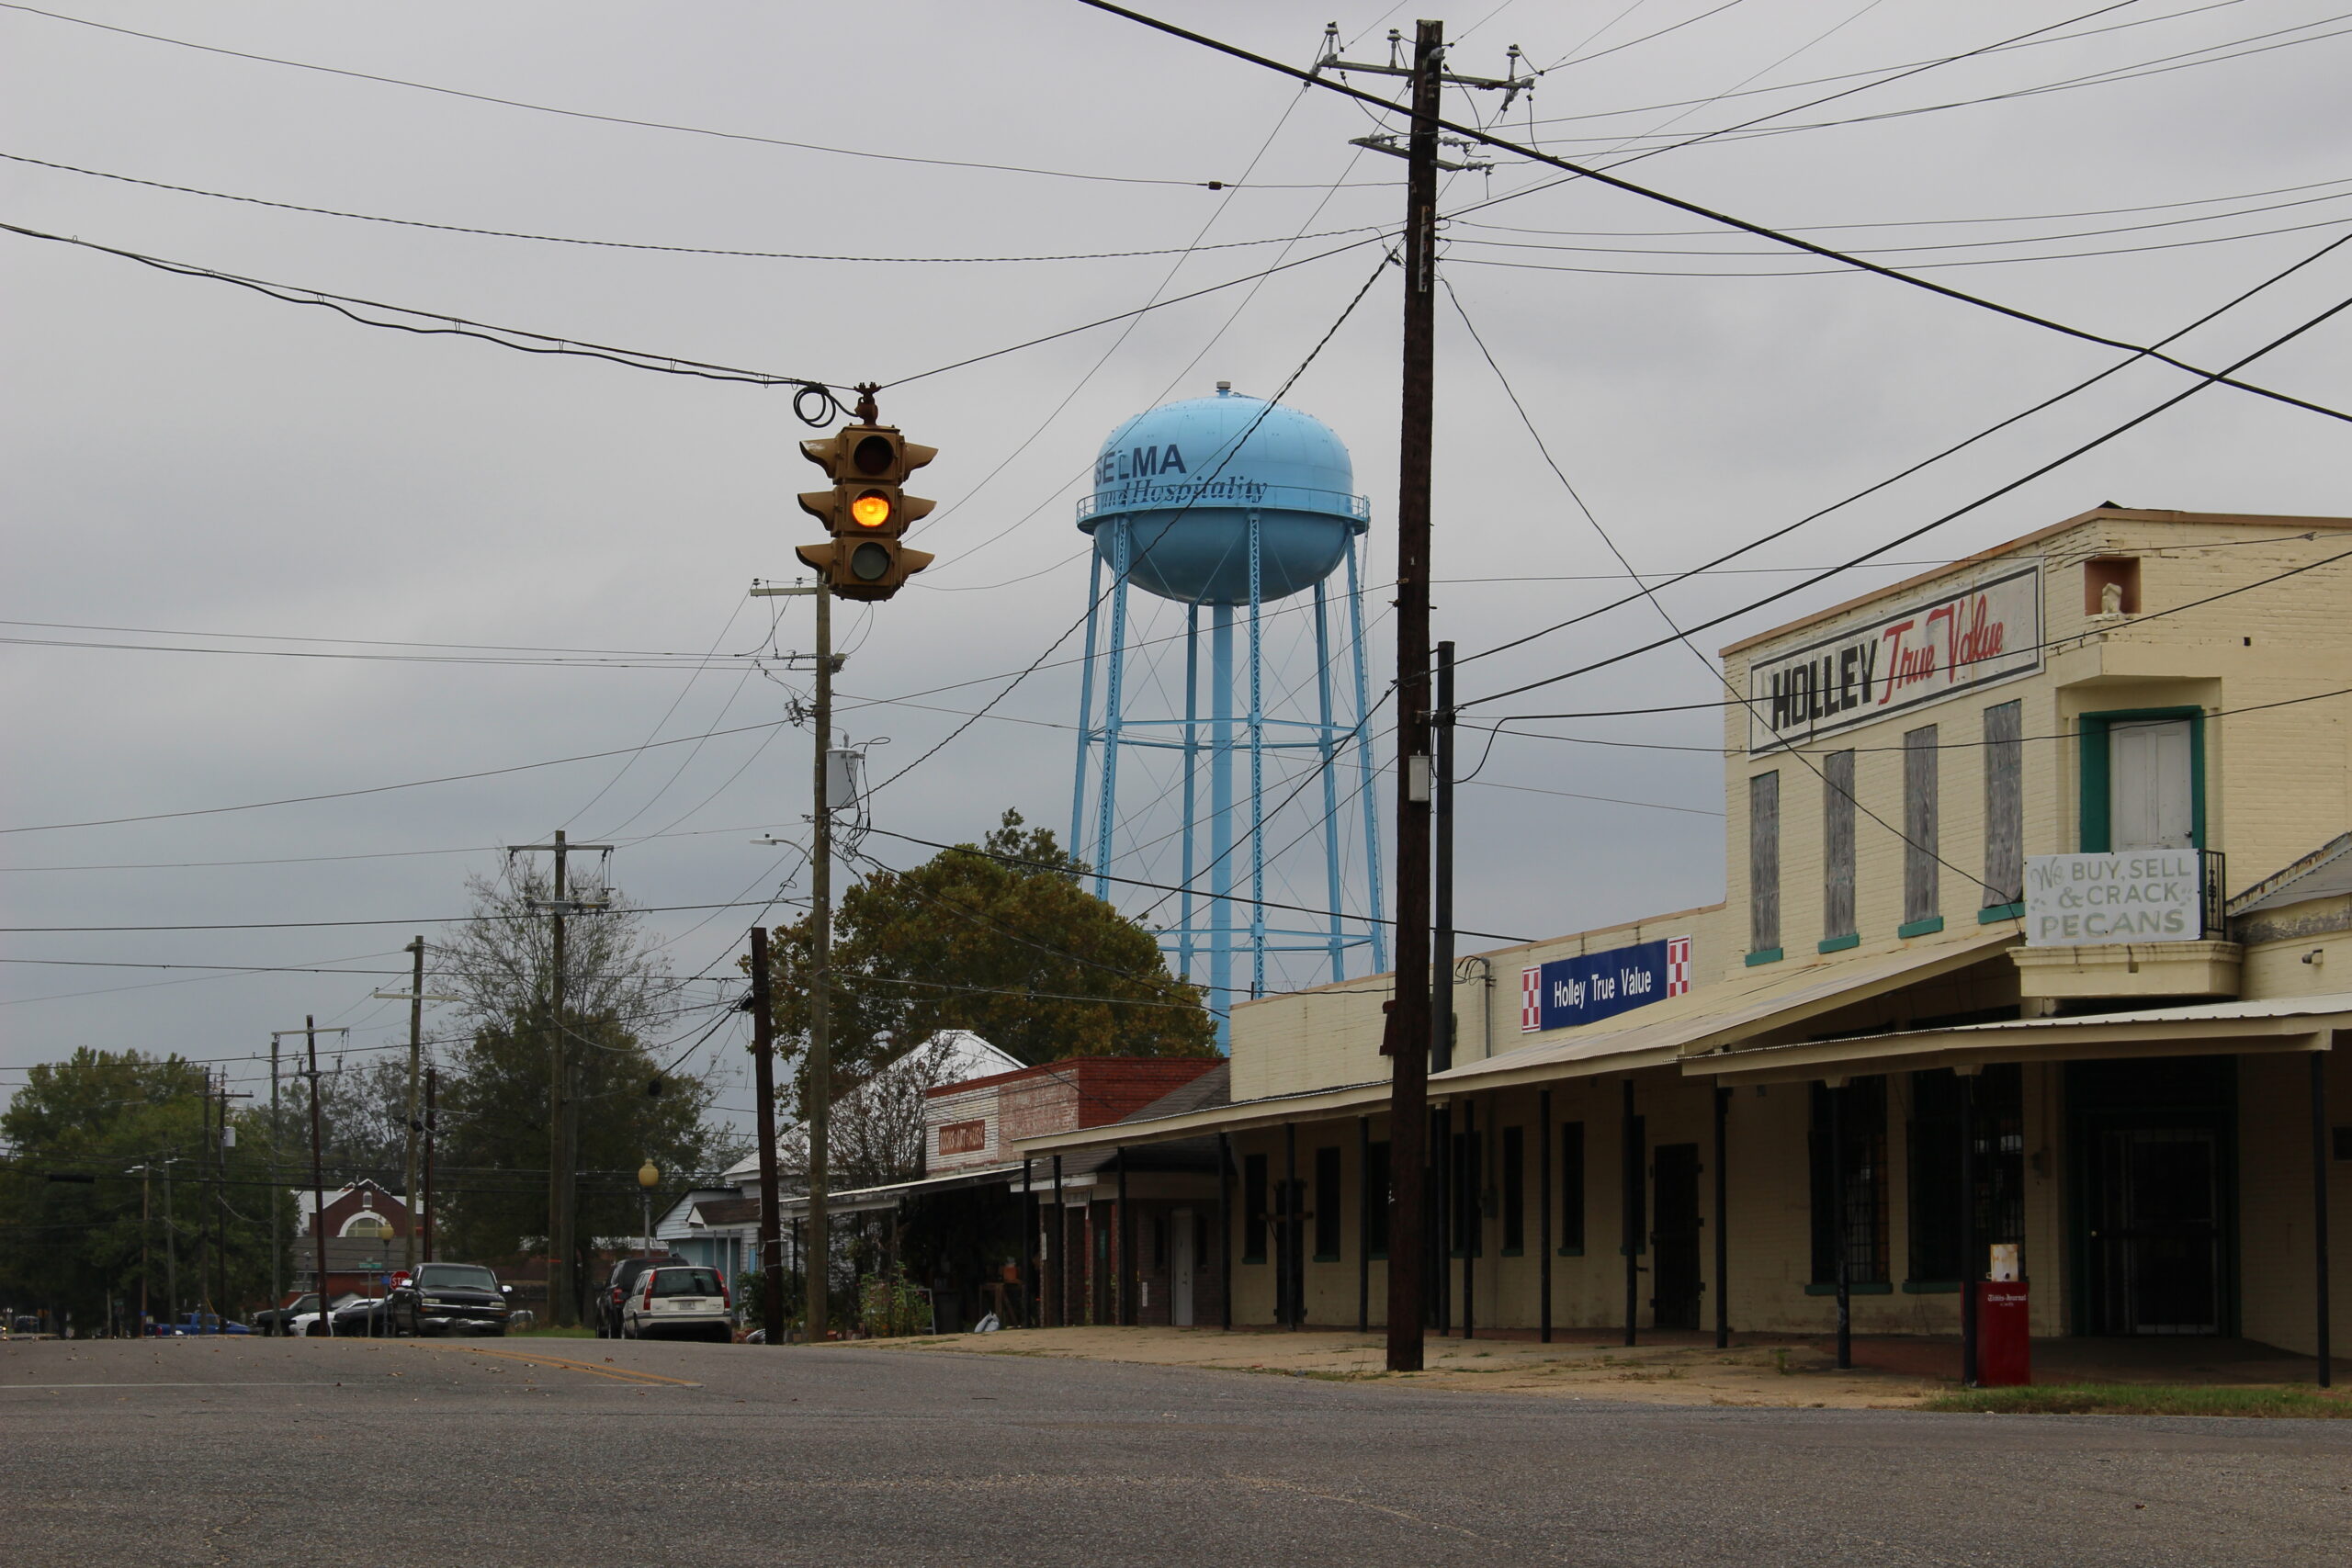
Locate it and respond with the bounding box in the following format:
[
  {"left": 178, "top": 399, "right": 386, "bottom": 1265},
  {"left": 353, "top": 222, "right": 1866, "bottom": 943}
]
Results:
[{"left": 1070, "top": 385, "right": 1386, "bottom": 1045}]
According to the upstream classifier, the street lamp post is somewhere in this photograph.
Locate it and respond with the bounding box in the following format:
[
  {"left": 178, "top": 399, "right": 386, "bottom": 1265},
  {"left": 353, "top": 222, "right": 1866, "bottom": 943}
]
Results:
[{"left": 638, "top": 1161, "right": 659, "bottom": 1260}]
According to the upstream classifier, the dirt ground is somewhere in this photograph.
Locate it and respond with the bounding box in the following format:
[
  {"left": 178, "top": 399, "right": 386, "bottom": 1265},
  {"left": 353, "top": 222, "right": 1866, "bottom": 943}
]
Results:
[{"left": 847, "top": 1325, "right": 1943, "bottom": 1408}]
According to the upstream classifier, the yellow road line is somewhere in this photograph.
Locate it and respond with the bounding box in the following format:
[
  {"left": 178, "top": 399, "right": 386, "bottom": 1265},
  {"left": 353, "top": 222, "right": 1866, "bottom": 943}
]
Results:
[{"left": 402, "top": 1342, "right": 702, "bottom": 1387}]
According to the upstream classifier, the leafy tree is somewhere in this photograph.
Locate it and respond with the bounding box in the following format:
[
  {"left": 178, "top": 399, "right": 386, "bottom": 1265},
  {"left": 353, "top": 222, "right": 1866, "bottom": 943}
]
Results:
[
  {"left": 430, "top": 863, "right": 739, "bottom": 1275},
  {"left": 0, "top": 1049, "right": 288, "bottom": 1328},
  {"left": 764, "top": 810, "right": 1216, "bottom": 1095}
]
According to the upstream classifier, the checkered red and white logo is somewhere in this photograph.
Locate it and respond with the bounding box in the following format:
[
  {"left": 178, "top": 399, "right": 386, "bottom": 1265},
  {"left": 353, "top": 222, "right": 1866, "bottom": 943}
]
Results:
[
  {"left": 1665, "top": 934, "right": 1692, "bottom": 997},
  {"left": 1521, "top": 965, "right": 1543, "bottom": 1032}
]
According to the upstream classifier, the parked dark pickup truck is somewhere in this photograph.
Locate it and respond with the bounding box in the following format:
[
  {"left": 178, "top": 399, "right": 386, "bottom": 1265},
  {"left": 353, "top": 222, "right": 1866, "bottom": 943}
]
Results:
[{"left": 388, "top": 1263, "right": 512, "bottom": 1337}]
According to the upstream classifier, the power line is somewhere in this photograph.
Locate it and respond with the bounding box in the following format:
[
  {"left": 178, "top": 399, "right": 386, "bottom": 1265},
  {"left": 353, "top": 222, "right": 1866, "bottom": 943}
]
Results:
[
  {"left": 1074, "top": 0, "right": 2352, "bottom": 434},
  {"left": 0, "top": 220, "right": 847, "bottom": 398},
  {"left": 1459, "top": 271, "right": 2352, "bottom": 710},
  {"left": 0, "top": 3, "right": 1385, "bottom": 192},
  {"left": 0, "top": 150, "right": 1389, "bottom": 264},
  {"left": 1451, "top": 226, "right": 2352, "bottom": 675}
]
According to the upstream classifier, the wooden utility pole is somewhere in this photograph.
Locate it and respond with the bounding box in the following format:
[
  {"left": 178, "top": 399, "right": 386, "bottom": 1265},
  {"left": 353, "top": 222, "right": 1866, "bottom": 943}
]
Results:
[
  {"left": 423, "top": 1066, "right": 438, "bottom": 1263},
  {"left": 269, "top": 1034, "right": 281, "bottom": 1314},
  {"left": 373, "top": 937, "right": 453, "bottom": 1271},
  {"left": 506, "top": 830, "right": 612, "bottom": 1327},
  {"left": 807, "top": 581, "right": 836, "bottom": 1344},
  {"left": 1381, "top": 16, "right": 1443, "bottom": 1376},
  {"left": 750, "top": 926, "right": 786, "bottom": 1345},
  {"left": 750, "top": 576, "right": 837, "bottom": 1344},
  {"left": 306, "top": 1019, "right": 329, "bottom": 1337}
]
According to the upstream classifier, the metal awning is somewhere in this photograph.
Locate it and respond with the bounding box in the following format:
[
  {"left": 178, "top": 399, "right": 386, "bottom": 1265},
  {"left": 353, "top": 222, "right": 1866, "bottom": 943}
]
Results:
[
  {"left": 1020, "top": 933, "right": 2024, "bottom": 1155},
  {"left": 1691, "top": 990, "right": 2352, "bottom": 1086},
  {"left": 775, "top": 1162, "right": 1023, "bottom": 1218},
  {"left": 1433, "top": 928, "right": 2018, "bottom": 1093}
]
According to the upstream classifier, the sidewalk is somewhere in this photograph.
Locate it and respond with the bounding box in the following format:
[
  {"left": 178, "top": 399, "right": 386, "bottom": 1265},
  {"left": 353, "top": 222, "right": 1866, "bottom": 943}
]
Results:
[{"left": 852, "top": 1325, "right": 2346, "bottom": 1409}]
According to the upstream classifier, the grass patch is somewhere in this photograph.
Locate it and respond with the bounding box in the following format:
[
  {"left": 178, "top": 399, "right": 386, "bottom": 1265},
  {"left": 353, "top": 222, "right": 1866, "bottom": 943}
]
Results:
[
  {"left": 507, "top": 1325, "right": 597, "bottom": 1338},
  {"left": 1922, "top": 1382, "right": 2352, "bottom": 1419}
]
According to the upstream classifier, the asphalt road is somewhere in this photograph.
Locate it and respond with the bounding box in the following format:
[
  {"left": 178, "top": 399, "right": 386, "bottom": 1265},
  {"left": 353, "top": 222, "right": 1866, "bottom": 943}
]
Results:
[{"left": 5, "top": 1336, "right": 2348, "bottom": 1566}]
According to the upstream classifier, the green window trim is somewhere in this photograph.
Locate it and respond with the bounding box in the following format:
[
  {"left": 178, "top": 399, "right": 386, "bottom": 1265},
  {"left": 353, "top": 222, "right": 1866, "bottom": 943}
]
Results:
[
  {"left": 1817, "top": 933, "right": 1860, "bottom": 953},
  {"left": 1241, "top": 1251, "right": 1267, "bottom": 1266},
  {"left": 2076, "top": 706, "right": 2206, "bottom": 852},
  {"left": 1978, "top": 902, "right": 2024, "bottom": 923},
  {"left": 1804, "top": 1280, "right": 1894, "bottom": 1296},
  {"left": 1745, "top": 947, "right": 1784, "bottom": 967},
  {"left": 1311, "top": 1252, "right": 1341, "bottom": 1264},
  {"left": 1500, "top": 1247, "right": 1525, "bottom": 1258},
  {"left": 1367, "top": 1249, "right": 1389, "bottom": 1262},
  {"left": 1897, "top": 915, "right": 1945, "bottom": 938},
  {"left": 1902, "top": 1280, "right": 1962, "bottom": 1294}
]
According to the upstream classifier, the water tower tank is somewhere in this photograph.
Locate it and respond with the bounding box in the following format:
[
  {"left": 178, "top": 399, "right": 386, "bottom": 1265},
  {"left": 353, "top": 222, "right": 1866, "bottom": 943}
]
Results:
[{"left": 1077, "top": 386, "right": 1368, "bottom": 605}]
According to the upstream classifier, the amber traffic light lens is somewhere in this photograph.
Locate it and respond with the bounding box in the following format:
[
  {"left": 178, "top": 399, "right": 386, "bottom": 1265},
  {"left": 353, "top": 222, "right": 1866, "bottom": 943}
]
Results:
[{"left": 850, "top": 490, "right": 893, "bottom": 528}]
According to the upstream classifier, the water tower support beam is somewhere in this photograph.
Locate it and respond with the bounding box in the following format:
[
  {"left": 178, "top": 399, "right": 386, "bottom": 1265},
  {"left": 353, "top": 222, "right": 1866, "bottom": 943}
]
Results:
[
  {"left": 1092, "top": 520, "right": 1135, "bottom": 903},
  {"left": 1071, "top": 547, "right": 1106, "bottom": 870},
  {"left": 1313, "top": 575, "right": 1347, "bottom": 985},
  {"left": 1180, "top": 602, "right": 1201, "bottom": 986},
  {"left": 1248, "top": 511, "right": 1267, "bottom": 1001},
  {"left": 1346, "top": 536, "right": 1388, "bottom": 973},
  {"left": 1210, "top": 601, "right": 1236, "bottom": 1048}
]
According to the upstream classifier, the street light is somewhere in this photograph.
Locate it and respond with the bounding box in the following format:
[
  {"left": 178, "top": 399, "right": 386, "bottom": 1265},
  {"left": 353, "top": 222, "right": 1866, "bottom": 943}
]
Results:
[{"left": 638, "top": 1160, "right": 660, "bottom": 1260}]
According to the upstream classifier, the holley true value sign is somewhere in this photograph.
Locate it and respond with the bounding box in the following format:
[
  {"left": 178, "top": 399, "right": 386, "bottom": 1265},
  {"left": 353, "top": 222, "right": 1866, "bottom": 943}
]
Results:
[
  {"left": 2023, "top": 852, "right": 2204, "bottom": 946},
  {"left": 1747, "top": 564, "right": 2042, "bottom": 753}
]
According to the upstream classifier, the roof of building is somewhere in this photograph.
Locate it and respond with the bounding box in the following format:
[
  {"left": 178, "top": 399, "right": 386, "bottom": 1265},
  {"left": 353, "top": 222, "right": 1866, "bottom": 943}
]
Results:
[
  {"left": 2233, "top": 832, "right": 2352, "bottom": 915},
  {"left": 1720, "top": 506, "right": 2352, "bottom": 658}
]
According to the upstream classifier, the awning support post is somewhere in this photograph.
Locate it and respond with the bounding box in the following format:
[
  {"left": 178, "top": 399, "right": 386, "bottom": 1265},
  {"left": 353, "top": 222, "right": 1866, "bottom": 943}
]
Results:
[
  {"left": 1960, "top": 1072, "right": 1979, "bottom": 1386},
  {"left": 1623, "top": 1078, "right": 1639, "bottom": 1348},
  {"left": 2313, "top": 1048, "right": 2334, "bottom": 1389},
  {"left": 1051, "top": 1155, "right": 1065, "bottom": 1329},
  {"left": 1022, "top": 1157, "right": 1039, "bottom": 1330},
  {"left": 1461, "top": 1096, "right": 1476, "bottom": 1341},
  {"left": 1217, "top": 1132, "right": 1234, "bottom": 1332},
  {"left": 1539, "top": 1086, "right": 1554, "bottom": 1345},
  {"left": 1713, "top": 1084, "right": 1730, "bottom": 1351},
  {"left": 1831, "top": 1081, "right": 1852, "bottom": 1371},
  {"left": 1356, "top": 1115, "right": 1371, "bottom": 1335},
  {"left": 1283, "top": 1121, "right": 1299, "bottom": 1329},
  {"left": 1116, "top": 1147, "right": 1133, "bottom": 1327}
]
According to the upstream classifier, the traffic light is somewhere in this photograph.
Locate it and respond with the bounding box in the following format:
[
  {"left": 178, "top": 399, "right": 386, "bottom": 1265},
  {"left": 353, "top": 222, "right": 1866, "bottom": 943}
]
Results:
[{"left": 796, "top": 422, "right": 938, "bottom": 602}]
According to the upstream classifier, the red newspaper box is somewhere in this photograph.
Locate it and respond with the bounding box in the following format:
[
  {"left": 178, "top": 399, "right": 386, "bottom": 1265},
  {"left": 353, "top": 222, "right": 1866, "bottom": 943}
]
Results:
[{"left": 1975, "top": 1281, "right": 2030, "bottom": 1387}]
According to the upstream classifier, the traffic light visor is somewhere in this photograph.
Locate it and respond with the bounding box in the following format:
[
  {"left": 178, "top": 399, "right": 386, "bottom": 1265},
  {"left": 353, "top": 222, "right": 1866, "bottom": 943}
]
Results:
[{"left": 850, "top": 490, "right": 893, "bottom": 528}]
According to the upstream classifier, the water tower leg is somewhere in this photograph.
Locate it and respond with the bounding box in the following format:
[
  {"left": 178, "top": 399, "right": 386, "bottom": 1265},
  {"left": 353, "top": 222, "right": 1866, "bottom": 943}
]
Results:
[
  {"left": 1346, "top": 536, "right": 1388, "bottom": 973},
  {"left": 1247, "top": 513, "right": 1267, "bottom": 1002},
  {"left": 1179, "top": 603, "right": 1201, "bottom": 988},
  {"left": 1210, "top": 601, "right": 1236, "bottom": 1051},
  {"left": 1312, "top": 577, "right": 1347, "bottom": 985},
  {"left": 1071, "top": 547, "right": 1104, "bottom": 869},
  {"left": 1092, "top": 521, "right": 1134, "bottom": 904}
]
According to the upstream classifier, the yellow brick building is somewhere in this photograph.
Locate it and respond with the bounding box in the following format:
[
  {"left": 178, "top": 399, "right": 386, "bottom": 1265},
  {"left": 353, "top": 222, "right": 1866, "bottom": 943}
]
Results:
[{"left": 1020, "top": 507, "right": 2350, "bottom": 1373}]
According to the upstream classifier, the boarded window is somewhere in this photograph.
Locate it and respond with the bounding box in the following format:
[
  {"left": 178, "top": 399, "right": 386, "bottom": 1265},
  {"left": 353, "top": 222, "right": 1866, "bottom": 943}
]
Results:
[
  {"left": 1904, "top": 728, "right": 1939, "bottom": 925},
  {"left": 1822, "top": 750, "right": 1857, "bottom": 942},
  {"left": 1313, "top": 1145, "right": 1342, "bottom": 1259},
  {"left": 1749, "top": 771, "right": 1781, "bottom": 953},
  {"left": 1364, "top": 1140, "right": 1391, "bottom": 1258},
  {"left": 1907, "top": 1066, "right": 2026, "bottom": 1282},
  {"left": 1983, "top": 702, "right": 2023, "bottom": 906},
  {"left": 1501, "top": 1126, "right": 1526, "bottom": 1252},
  {"left": 1243, "top": 1153, "right": 1268, "bottom": 1263},
  {"left": 1559, "top": 1122, "right": 1587, "bottom": 1253}
]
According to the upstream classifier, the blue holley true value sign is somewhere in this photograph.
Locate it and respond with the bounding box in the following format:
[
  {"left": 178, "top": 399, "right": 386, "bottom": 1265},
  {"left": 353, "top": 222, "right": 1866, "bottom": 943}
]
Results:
[{"left": 1520, "top": 936, "right": 1692, "bottom": 1034}]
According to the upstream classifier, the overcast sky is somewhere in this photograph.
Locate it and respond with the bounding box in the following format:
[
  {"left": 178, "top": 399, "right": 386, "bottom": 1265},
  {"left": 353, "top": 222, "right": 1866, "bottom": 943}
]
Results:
[{"left": 6, "top": 0, "right": 2350, "bottom": 1134}]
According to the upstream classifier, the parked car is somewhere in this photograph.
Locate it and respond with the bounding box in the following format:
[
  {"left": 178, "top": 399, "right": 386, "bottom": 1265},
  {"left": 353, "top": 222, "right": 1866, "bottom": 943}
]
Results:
[
  {"left": 146, "top": 1312, "right": 251, "bottom": 1337},
  {"left": 305, "top": 1296, "right": 390, "bottom": 1337},
  {"left": 387, "top": 1263, "right": 512, "bottom": 1337},
  {"left": 594, "top": 1253, "right": 688, "bottom": 1337},
  {"left": 618, "top": 1265, "right": 731, "bottom": 1342},
  {"left": 253, "top": 1293, "right": 319, "bottom": 1337}
]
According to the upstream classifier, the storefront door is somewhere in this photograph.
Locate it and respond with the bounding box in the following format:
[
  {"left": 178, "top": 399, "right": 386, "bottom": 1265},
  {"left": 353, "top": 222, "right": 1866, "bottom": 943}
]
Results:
[
  {"left": 1170, "top": 1207, "right": 1195, "bottom": 1326},
  {"left": 2089, "top": 1127, "right": 2223, "bottom": 1335},
  {"left": 1651, "top": 1145, "right": 1702, "bottom": 1332}
]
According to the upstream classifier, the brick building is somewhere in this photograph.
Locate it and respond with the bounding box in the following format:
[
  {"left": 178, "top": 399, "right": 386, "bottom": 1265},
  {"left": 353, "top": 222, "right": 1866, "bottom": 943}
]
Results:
[{"left": 1021, "top": 507, "right": 2349, "bottom": 1375}]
